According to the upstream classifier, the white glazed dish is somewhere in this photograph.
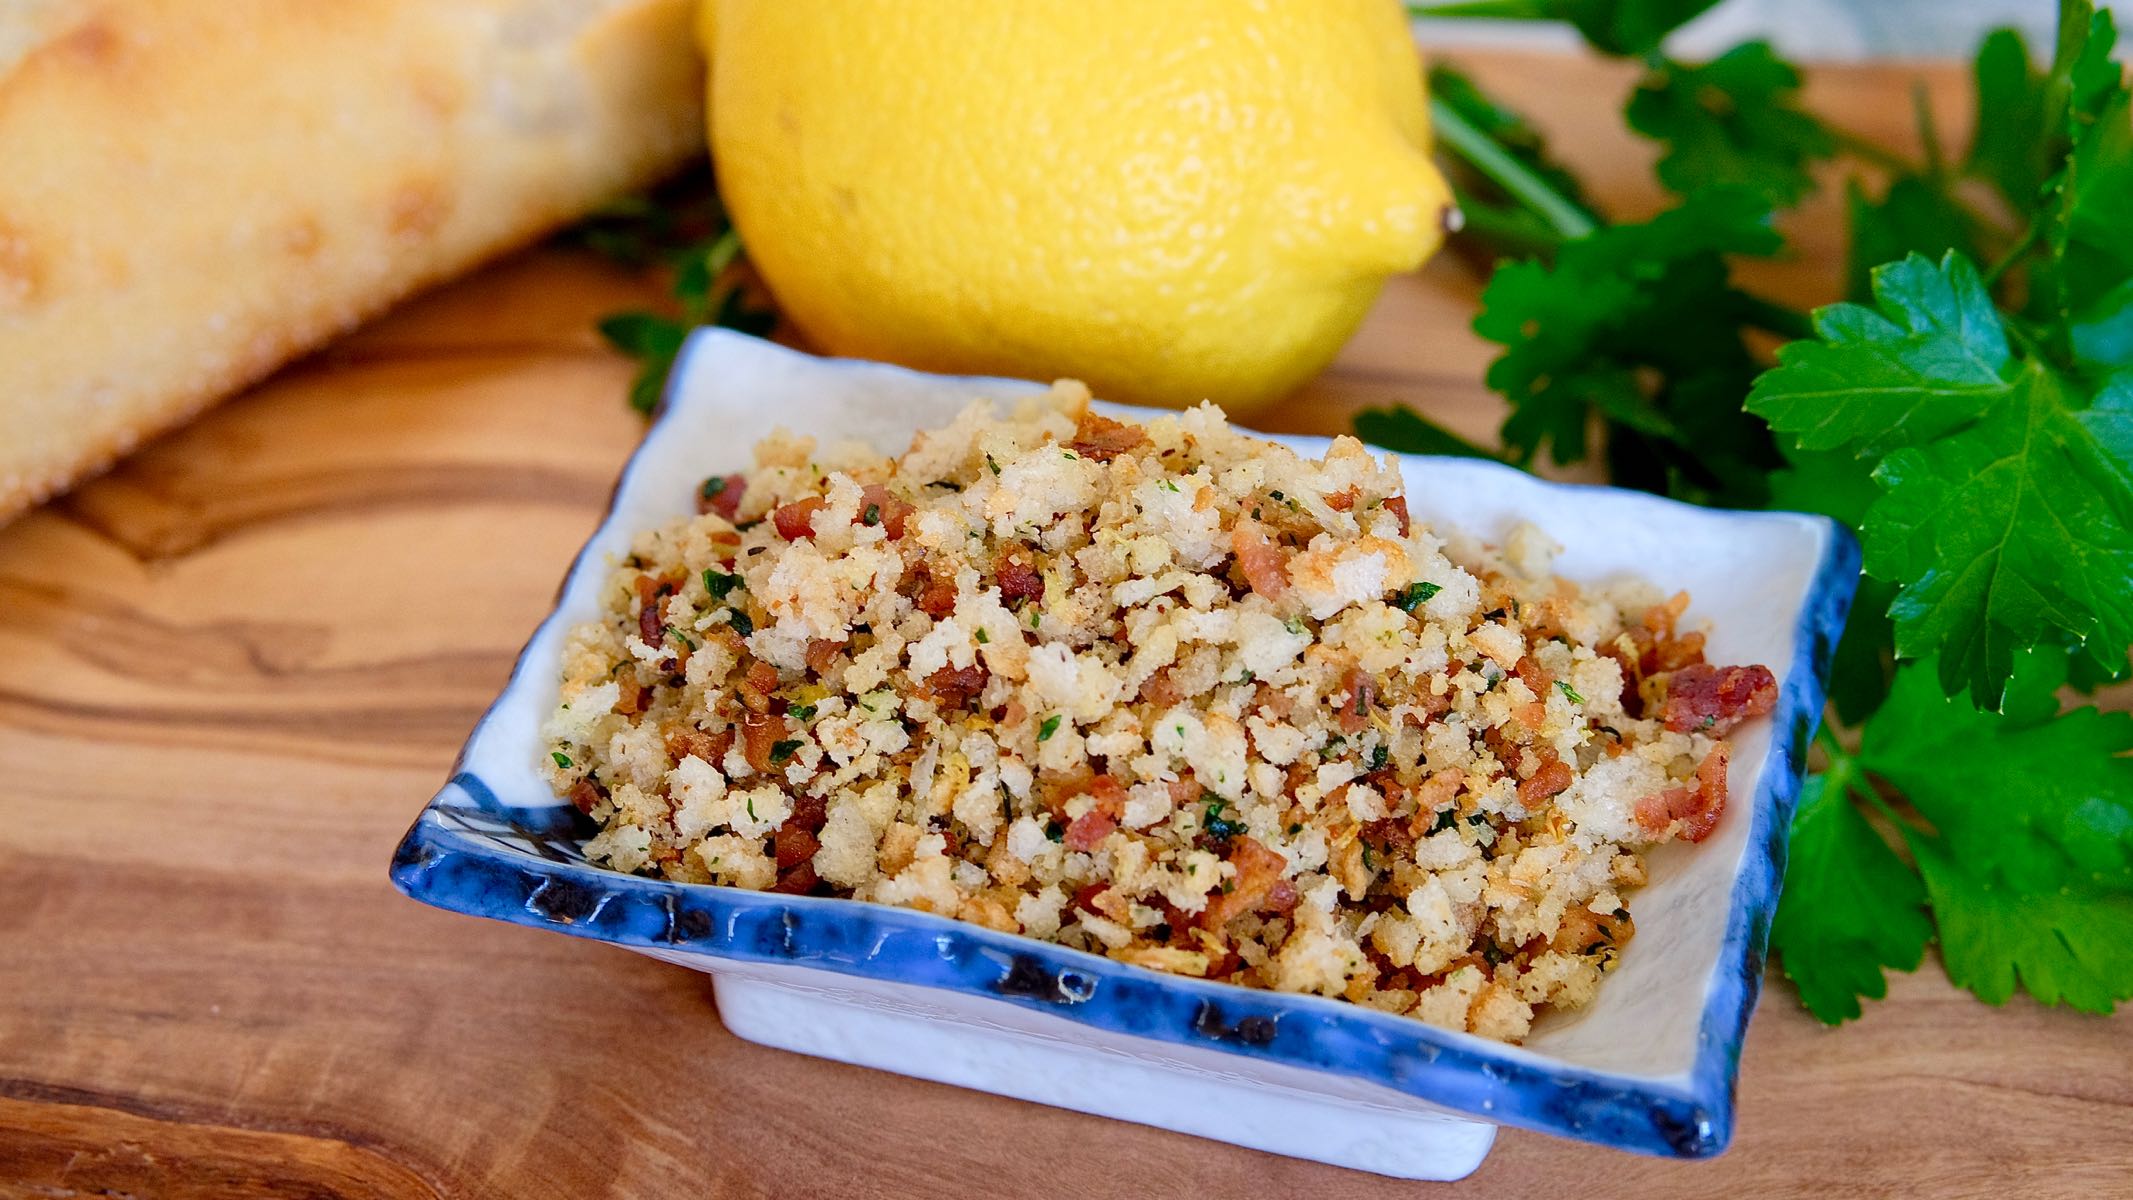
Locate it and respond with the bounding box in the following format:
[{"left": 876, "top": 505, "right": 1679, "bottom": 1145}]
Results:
[{"left": 390, "top": 329, "right": 1857, "bottom": 1180}]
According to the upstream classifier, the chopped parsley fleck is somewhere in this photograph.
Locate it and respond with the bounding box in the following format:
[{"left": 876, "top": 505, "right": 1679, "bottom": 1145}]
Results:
[
  {"left": 1465, "top": 811, "right": 1489, "bottom": 826},
  {"left": 1361, "top": 844, "right": 1376, "bottom": 871},
  {"left": 1556, "top": 679, "right": 1586, "bottom": 705},
  {"left": 1159, "top": 479, "right": 1180, "bottom": 493},
  {"left": 665, "top": 627, "right": 698, "bottom": 650},
  {"left": 769, "top": 739, "right": 803, "bottom": 765},
  {"left": 975, "top": 628, "right": 990, "bottom": 644},
  {"left": 703, "top": 569, "right": 742, "bottom": 600},
  {"left": 1431, "top": 808, "right": 1459, "bottom": 834},
  {"left": 727, "top": 610, "right": 754, "bottom": 637},
  {"left": 1395, "top": 581, "right": 1442, "bottom": 613},
  {"left": 1203, "top": 795, "right": 1244, "bottom": 840},
  {"left": 551, "top": 751, "right": 573, "bottom": 769},
  {"left": 1062, "top": 449, "right": 1079, "bottom": 460},
  {"left": 1038, "top": 714, "right": 1062, "bottom": 741},
  {"left": 1044, "top": 820, "right": 1064, "bottom": 842},
  {"left": 1269, "top": 490, "right": 1285, "bottom": 501},
  {"left": 699, "top": 476, "right": 728, "bottom": 501},
  {"left": 985, "top": 453, "right": 1002, "bottom": 476},
  {"left": 746, "top": 797, "right": 758, "bottom": 821},
  {"left": 1029, "top": 608, "right": 1042, "bottom": 629},
  {"left": 1482, "top": 942, "right": 1506, "bottom": 966},
  {"left": 1287, "top": 822, "right": 1304, "bottom": 835},
  {"left": 862, "top": 503, "right": 881, "bottom": 526},
  {"left": 1319, "top": 733, "right": 1346, "bottom": 759},
  {"left": 1367, "top": 743, "right": 1390, "bottom": 772},
  {"left": 1700, "top": 714, "right": 1718, "bottom": 731},
  {"left": 787, "top": 702, "right": 817, "bottom": 722},
  {"left": 1284, "top": 617, "right": 1309, "bottom": 636}
]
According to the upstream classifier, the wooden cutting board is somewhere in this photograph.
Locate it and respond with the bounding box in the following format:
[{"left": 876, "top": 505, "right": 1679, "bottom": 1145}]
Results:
[{"left": 1, "top": 51, "right": 2127, "bottom": 1199}]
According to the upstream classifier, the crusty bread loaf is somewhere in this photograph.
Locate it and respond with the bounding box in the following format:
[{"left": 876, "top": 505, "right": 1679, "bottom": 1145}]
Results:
[{"left": 0, "top": 0, "right": 703, "bottom": 522}]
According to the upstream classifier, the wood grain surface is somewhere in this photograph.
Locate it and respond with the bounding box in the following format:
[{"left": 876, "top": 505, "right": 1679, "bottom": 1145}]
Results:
[{"left": 2, "top": 52, "right": 2129, "bottom": 1199}]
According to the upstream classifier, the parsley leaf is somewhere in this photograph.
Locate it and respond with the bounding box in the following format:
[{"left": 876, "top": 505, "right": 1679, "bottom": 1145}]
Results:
[
  {"left": 1474, "top": 187, "right": 1787, "bottom": 502},
  {"left": 1768, "top": 442, "right": 1897, "bottom": 721},
  {"left": 1626, "top": 43, "right": 1835, "bottom": 208},
  {"left": 1910, "top": 832, "right": 2133, "bottom": 1012},
  {"left": 579, "top": 174, "right": 775, "bottom": 415},
  {"left": 1965, "top": 27, "right": 2053, "bottom": 213},
  {"left": 1749, "top": 252, "right": 2133, "bottom": 704},
  {"left": 2043, "top": 18, "right": 2133, "bottom": 366},
  {"left": 596, "top": 312, "right": 690, "bottom": 416},
  {"left": 1770, "top": 772, "right": 1932, "bottom": 1024},
  {"left": 1860, "top": 658, "right": 2133, "bottom": 888},
  {"left": 1843, "top": 176, "right": 1982, "bottom": 304}
]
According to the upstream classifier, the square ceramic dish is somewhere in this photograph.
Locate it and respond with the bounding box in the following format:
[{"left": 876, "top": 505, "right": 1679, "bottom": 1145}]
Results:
[{"left": 390, "top": 330, "right": 1857, "bottom": 1181}]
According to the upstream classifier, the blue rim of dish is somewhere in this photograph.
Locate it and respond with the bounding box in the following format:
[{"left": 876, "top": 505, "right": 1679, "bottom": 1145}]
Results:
[{"left": 388, "top": 330, "right": 1859, "bottom": 1159}]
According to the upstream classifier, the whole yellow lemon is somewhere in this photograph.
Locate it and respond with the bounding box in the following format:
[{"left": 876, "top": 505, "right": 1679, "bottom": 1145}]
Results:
[{"left": 702, "top": 1, "right": 1453, "bottom": 413}]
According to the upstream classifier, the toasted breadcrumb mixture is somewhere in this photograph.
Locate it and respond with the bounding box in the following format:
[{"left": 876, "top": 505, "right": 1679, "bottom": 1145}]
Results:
[{"left": 543, "top": 385, "right": 1777, "bottom": 1043}]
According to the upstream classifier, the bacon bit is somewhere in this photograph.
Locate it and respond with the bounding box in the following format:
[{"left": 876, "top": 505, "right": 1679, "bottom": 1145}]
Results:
[
  {"left": 1086, "top": 775, "right": 1128, "bottom": 819},
  {"left": 738, "top": 660, "right": 780, "bottom": 714},
  {"left": 769, "top": 860, "right": 819, "bottom": 895},
  {"left": 1686, "top": 744, "right": 1729, "bottom": 843},
  {"left": 1326, "top": 486, "right": 1358, "bottom": 512},
  {"left": 1661, "top": 663, "right": 1778, "bottom": 736},
  {"left": 773, "top": 496, "right": 826, "bottom": 540},
  {"left": 636, "top": 585, "right": 666, "bottom": 645},
  {"left": 1337, "top": 666, "right": 1378, "bottom": 734},
  {"left": 1164, "top": 776, "right": 1201, "bottom": 806},
  {"left": 664, "top": 727, "right": 731, "bottom": 765},
  {"left": 1518, "top": 756, "right": 1576, "bottom": 806},
  {"left": 699, "top": 473, "right": 747, "bottom": 520},
  {"left": 1264, "top": 879, "right": 1301, "bottom": 914},
  {"left": 615, "top": 681, "right": 652, "bottom": 717},
  {"left": 1199, "top": 937, "right": 1244, "bottom": 981},
  {"left": 1063, "top": 809, "right": 1117, "bottom": 851},
  {"left": 1384, "top": 496, "right": 1411, "bottom": 537},
  {"left": 774, "top": 824, "right": 821, "bottom": 870},
  {"left": 1230, "top": 517, "right": 1290, "bottom": 602},
  {"left": 1362, "top": 817, "right": 1415, "bottom": 856},
  {"left": 740, "top": 711, "right": 781, "bottom": 772},
  {"left": 1201, "top": 836, "right": 1289, "bottom": 929},
  {"left": 566, "top": 778, "right": 604, "bottom": 815},
  {"left": 909, "top": 560, "right": 959, "bottom": 618},
  {"left": 787, "top": 794, "right": 829, "bottom": 833},
  {"left": 923, "top": 663, "right": 989, "bottom": 707},
  {"left": 804, "top": 638, "right": 844, "bottom": 674},
  {"left": 1072, "top": 881, "right": 1110, "bottom": 915},
  {"left": 1249, "top": 684, "right": 1294, "bottom": 722},
  {"left": 1634, "top": 746, "right": 1727, "bottom": 842},
  {"left": 1066, "top": 411, "right": 1150, "bottom": 462},
  {"left": 857, "top": 483, "right": 912, "bottom": 539},
  {"left": 1139, "top": 667, "right": 1183, "bottom": 709},
  {"left": 996, "top": 546, "right": 1042, "bottom": 606}
]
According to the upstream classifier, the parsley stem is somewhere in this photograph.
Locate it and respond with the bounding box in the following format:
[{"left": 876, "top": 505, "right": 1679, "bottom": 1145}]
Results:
[
  {"left": 1446, "top": 190, "right": 1567, "bottom": 257},
  {"left": 1981, "top": 221, "right": 2041, "bottom": 289},
  {"left": 1430, "top": 96, "right": 1600, "bottom": 243},
  {"left": 1911, "top": 82, "right": 1947, "bottom": 183},
  {"left": 1825, "top": 124, "right": 1919, "bottom": 177}
]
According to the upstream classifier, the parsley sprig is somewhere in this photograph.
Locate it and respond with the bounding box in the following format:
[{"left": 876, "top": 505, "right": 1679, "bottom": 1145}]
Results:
[
  {"left": 572, "top": 168, "right": 776, "bottom": 414},
  {"left": 1383, "top": 0, "right": 2133, "bottom": 1021}
]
